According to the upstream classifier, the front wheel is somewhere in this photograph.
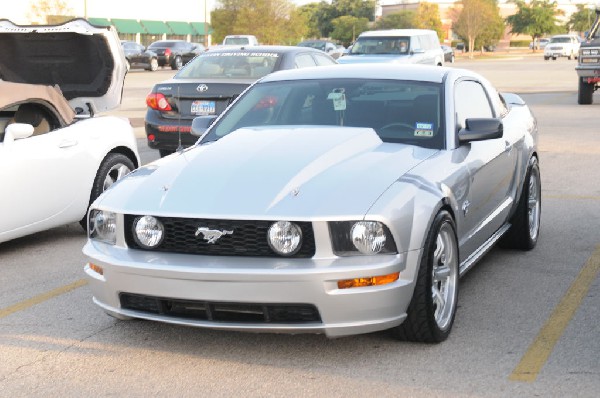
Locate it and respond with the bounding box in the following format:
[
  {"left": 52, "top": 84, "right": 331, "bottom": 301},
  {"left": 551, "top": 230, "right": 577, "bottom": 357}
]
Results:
[
  {"left": 500, "top": 156, "right": 541, "bottom": 250},
  {"left": 391, "top": 210, "right": 459, "bottom": 343},
  {"left": 171, "top": 56, "right": 183, "bottom": 70},
  {"left": 578, "top": 79, "right": 594, "bottom": 105},
  {"left": 80, "top": 153, "right": 135, "bottom": 229}
]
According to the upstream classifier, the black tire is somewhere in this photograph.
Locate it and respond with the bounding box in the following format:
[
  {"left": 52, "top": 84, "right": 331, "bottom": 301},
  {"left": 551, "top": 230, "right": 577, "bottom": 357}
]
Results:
[
  {"left": 391, "top": 210, "right": 459, "bottom": 343},
  {"left": 500, "top": 156, "right": 541, "bottom": 250},
  {"left": 159, "top": 149, "right": 175, "bottom": 157},
  {"left": 171, "top": 56, "right": 183, "bottom": 70},
  {"left": 79, "top": 153, "right": 135, "bottom": 229},
  {"left": 578, "top": 79, "right": 594, "bottom": 105},
  {"left": 544, "top": 56, "right": 549, "bottom": 61},
  {"left": 552, "top": 57, "right": 557, "bottom": 60}
]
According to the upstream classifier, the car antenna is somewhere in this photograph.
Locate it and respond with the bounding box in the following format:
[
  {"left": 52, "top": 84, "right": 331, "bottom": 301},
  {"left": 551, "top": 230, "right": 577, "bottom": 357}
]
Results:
[{"left": 176, "top": 84, "right": 183, "bottom": 153}]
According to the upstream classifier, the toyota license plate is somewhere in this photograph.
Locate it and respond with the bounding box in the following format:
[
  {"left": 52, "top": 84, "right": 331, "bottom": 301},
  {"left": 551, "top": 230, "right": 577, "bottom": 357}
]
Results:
[{"left": 191, "top": 100, "right": 216, "bottom": 115}]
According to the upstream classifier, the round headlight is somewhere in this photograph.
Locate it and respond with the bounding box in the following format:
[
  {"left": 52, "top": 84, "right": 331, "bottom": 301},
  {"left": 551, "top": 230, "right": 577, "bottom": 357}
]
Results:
[
  {"left": 351, "top": 221, "right": 387, "bottom": 255},
  {"left": 267, "top": 221, "right": 302, "bottom": 256},
  {"left": 133, "top": 215, "right": 164, "bottom": 249}
]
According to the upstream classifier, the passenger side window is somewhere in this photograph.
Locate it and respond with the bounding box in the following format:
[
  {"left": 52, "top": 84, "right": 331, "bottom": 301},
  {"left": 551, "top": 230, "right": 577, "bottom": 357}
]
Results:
[
  {"left": 313, "top": 53, "right": 335, "bottom": 66},
  {"left": 454, "top": 80, "right": 493, "bottom": 129}
]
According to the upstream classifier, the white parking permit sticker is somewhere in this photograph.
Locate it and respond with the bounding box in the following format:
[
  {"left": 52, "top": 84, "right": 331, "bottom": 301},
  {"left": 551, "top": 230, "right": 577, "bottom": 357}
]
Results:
[
  {"left": 327, "top": 90, "right": 346, "bottom": 111},
  {"left": 414, "top": 122, "right": 434, "bottom": 137}
]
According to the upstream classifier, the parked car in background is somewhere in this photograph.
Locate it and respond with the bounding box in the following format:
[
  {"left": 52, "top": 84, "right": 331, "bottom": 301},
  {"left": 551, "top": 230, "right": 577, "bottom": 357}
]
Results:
[
  {"left": 529, "top": 38, "right": 550, "bottom": 50},
  {"left": 222, "top": 35, "right": 259, "bottom": 46},
  {"left": 121, "top": 40, "right": 158, "bottom": 71},
  {"left": 85, "top": 63, "right": 540, "bottom": 342},
  {"left": 145, "top": 45, "right": 337, "bottom": 157},
  {"left": 0, "top": 19, "right": 140, "bottom": 244},
  {"left": 441, "top": 44, "right": 455, "bottom": 63},
  {"left": 297, "top": 39, "right": 344, "bottom": 59},
  {"left": 147, "top": 40, "right": 205, "bottom": 70},
  {"left": 338, "top": 29, "right": 444, "bottom": 66},
  {"left": 544, "top": 34, "right": 581, "bottom": 60}
]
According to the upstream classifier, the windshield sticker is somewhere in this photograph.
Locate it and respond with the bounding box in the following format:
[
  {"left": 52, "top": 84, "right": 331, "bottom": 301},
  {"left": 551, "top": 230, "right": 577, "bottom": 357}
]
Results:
[
  {"left": 327, "top": 89, "right": 346, "bottom": 111},
  {"left": 414, "top": 122, "right": 434, "bottom": 137}
]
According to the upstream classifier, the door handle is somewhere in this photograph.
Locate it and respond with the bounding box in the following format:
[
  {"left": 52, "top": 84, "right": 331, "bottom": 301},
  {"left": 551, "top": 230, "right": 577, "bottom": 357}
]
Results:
[{"left": 58, "top": 139, "right": 78, "bottom": 148}]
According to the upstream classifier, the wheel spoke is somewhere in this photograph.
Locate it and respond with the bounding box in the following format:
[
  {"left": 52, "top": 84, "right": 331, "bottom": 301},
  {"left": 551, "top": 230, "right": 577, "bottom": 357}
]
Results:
[{"left": 432, "top": 285, "right": 445, "bottom": 319}]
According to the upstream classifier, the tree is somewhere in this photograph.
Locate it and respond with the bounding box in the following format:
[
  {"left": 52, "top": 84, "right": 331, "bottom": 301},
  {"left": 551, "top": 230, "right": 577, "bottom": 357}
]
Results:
[
  {"left": 211, "top": 0, "right": 306, "bottom": 45},
  {"left": 414, "top": 3, "right": 445, "bottom": 42},
  {"left": 452, "top": 0, "right": 503, "bottom": 58},
  {"left": 568, "top": 4, "right": 595, "bottom": 36},
  {"left": 330, "top": 15, "right": 369, "bottom": 46},
  {"left": 28, "top": 0, "right": 73, "bottom": 24},
  {"left": 374, "top": 11, "right": 416, "bottom": 30},
  {"left": 506, "top": 0, "right": 564, "bottom": 50},
  {"left": 310, "top": 0, "right": 376, "bottom": 38}
]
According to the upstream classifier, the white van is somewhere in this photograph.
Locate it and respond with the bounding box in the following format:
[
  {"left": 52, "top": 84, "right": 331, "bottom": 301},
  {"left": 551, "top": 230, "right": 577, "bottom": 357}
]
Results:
[{"left": 338, "top": 29, "right": 444, "bottom": 66}]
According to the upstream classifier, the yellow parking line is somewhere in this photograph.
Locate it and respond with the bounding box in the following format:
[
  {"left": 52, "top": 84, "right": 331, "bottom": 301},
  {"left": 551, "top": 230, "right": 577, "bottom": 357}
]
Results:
[
  {"left": 509, "top": 245, "right": 600, "bottom": 382},
  {"left": 0, "top": 279, "right": 88, "bottom": 319}
]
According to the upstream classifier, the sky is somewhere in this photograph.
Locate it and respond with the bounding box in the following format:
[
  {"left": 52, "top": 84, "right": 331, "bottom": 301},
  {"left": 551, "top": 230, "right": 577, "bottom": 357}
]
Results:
[{"left": 1, "top": 0, "right": 324, "bottom": 25}]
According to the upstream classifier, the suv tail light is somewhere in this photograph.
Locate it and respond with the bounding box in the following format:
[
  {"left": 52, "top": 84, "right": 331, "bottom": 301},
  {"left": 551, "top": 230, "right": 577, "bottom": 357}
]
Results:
[
  {"left": 164, "top": 48, "right": 172, "bottom": 56},
  {"left": 146, "top": 92, "right": 172, "bottom": 111}
]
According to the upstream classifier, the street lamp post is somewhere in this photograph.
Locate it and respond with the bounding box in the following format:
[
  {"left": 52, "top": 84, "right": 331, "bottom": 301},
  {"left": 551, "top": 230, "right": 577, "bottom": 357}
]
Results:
[{"left": 203, "top": 0, "right": 208, "bottom": 47}]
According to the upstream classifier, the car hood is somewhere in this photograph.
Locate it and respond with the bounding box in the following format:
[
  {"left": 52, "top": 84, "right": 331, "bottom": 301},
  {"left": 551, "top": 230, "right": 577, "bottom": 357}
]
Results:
[
  {"left": 0, "top": 18, "right": 126, "bottom": 115},
  {"left": 337, "top": 54, "right": 412, "bottom": 64},
  {"left": 98, "top": 127, "right": 437, "bottom": 218}
]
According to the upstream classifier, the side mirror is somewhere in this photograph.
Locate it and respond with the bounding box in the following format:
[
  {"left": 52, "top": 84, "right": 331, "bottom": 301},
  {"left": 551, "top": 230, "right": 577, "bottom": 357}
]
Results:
[
  {"left": 458, "top": 118, "right": 503, "bottom": 144},
  {"left": 191, "top": 115, "right": 218, "bottom": 137},
  {"left": 3, "top": 123, "right": 34, "bottom": 144}
]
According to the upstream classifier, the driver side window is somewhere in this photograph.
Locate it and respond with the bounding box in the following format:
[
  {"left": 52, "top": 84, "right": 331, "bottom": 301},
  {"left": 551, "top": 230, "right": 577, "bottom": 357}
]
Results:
[{"left": 454, "top": 80, "right": 493, "bottom": 130}]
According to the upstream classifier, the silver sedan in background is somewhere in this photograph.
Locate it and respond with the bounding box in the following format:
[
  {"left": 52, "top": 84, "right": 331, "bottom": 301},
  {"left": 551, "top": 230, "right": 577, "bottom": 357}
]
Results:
[{"left": 83, "top": 64, "right": 540, "bottom": 343}]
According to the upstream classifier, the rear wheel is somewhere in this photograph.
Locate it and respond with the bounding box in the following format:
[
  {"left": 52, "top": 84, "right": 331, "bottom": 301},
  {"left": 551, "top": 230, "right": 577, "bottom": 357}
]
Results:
[
  {"left": 391, "top": 210, "right": 459, "bottom": 343},
  {"left": 80, "top": 153, "right": 135, "bottom": 229},
  {"left": 578, "top": 79, "right": 594, "bottom": 105},
  {"left": 500, "top": 157, "right": 541, "bottom": 250}
]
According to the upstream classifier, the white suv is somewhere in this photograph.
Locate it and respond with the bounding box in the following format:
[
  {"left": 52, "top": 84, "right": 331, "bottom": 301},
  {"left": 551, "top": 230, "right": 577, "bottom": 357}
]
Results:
[{"left": 544, "top": 34, "right": 581, "bottom": 60}]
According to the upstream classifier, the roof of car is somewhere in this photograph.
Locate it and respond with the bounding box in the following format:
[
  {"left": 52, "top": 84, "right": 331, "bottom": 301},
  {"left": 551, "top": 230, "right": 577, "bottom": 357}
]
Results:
[
  {"left": 259, "top": 63, "right": 453, "bottom": 83},
  {"left": 205, "top": 45, "right": 327, "bottom": 54}
]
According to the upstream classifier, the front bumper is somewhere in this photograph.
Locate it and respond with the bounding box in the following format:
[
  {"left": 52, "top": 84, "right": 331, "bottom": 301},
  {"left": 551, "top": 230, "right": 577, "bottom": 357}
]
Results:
[
  {"left": 83, "top": 240, "right": 421, "bottom": 337},
  {"left": 576, "top": 64, "right": 600, "bottom": 79}
]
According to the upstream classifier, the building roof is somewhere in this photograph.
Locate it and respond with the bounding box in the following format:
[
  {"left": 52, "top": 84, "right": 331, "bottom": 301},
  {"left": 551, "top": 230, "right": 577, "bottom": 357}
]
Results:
[
  {"left": 141, "top": 20, "right": 171, "bottom": 35},
  {"left": 111, "top": 18, "right": 146, "bottom": 34}
]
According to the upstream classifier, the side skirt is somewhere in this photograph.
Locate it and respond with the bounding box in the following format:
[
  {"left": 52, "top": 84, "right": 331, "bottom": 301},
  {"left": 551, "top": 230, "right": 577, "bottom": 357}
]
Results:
[{"left": 459, "top": 223, "right": 511, "bottom": 277}]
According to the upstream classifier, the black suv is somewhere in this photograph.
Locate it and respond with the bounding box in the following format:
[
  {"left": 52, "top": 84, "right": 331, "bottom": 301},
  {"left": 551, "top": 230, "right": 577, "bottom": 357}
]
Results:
[
  {"left": 147, "top": 40, "right": 205, "bottom": 70},
  {"left": 576, "top": 7, "right": 600, "bottom": 104}
]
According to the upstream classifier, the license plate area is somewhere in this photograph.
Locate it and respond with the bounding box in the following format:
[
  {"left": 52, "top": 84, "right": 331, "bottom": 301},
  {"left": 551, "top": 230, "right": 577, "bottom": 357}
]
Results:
[{"left": 191, "top": 100, "right": 216, "bottom": 115}]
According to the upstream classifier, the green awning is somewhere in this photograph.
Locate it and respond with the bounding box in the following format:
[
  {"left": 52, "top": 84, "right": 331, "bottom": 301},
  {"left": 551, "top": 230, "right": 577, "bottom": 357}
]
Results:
[
  {"left": 141, "top": 20, "right": 171, "bottom": 35},
  {"left": 167, "top": 21, "right": 193, "bottom": 35},
  {"left": 88, "top": 17, "right": 111, "bottom": 27},
  {"left": 111, "top": 19, "right": 146, "bottom": 34},
  {"left": 190, "top": 22, "right": 212, "bottom": 36}
]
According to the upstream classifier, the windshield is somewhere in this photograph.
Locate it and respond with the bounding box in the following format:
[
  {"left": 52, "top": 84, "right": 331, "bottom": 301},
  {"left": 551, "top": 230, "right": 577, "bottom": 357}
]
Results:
[
  {"left": 550, "top": 37, "right": 572, "bottom": 43},
  {"left": 298, "top": 41, "right": 326, "bottom": 51},
  {"left": 202, "top": 78, "right": 444, "bottom": 149},
  {"left": 176, "top": 52, "right": 279, "bottom": 79},
  {"left": 149, "top": 41, "right": 177, "bottom": 49},
  {"left": 224, "top": 37, "right": 250, "bottom": 45},
  {"left": 349, "top": 37, "right": 410, "bottom": 55}
]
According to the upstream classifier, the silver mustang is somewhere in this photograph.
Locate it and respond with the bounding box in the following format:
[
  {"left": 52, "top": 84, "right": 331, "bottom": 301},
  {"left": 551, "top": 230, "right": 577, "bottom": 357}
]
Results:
[{"left": 83, "top": 64, "right": 540, "bottom": 343}]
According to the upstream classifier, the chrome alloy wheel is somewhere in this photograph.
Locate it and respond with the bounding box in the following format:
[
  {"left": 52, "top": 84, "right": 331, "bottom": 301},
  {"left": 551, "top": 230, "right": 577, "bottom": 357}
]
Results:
[
  {"left": 431, "top": 223, "right": 458, "bottom": 331},
  {"left": 103, "top": 163, "right": 132, "bottom": 191},
  {"left": 528, "top": 168, "right": 541, "bottom": 241}
]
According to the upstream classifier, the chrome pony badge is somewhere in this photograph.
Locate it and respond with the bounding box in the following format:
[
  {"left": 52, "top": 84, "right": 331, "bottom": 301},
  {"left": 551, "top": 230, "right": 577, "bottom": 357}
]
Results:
[
  {"left": 196, "top": 84, "right": 208, "bottom": 93},
  {"left": 195, "top": 226, "right": 233, "bottom": 244}
]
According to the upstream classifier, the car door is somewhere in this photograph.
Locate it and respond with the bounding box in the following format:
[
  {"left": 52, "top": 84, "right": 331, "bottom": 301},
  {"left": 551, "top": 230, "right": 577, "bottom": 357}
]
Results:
[
  {"left": 0, "top": 123, "right": 88, "bottom": 235},
  {"left": 129, "top": 43, "right": 146, "bottom": 66},
  {"left": 181, "top": 42, "right": 197, "bottom": 65},
  {"left": 453, "top": 79, "right": 518, "bottom": 258}
]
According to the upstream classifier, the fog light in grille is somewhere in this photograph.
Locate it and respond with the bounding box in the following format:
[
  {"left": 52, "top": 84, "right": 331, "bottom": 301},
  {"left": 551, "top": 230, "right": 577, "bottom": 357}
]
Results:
[
  {"left": 267, "top": 221, "right": 302, "bottom": 256},
  {"left": 337, "top": 272, "right": 400, "bottom": 289},
  {"left": 133, "top": 215, "right": 164, "bottom": 249}
]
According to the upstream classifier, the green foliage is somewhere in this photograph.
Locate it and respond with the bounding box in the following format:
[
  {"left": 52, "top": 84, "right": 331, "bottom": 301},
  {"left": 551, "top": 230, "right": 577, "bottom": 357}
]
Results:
[
  {"left": 452, "top": 0, "right": 504, "bottom": 58},
  {"left": 505, "top": 0, "right": 564, "bottom": 40},
  {"left": 330, "top": 15, "right": 369, "bottom": 46},
  {"left": 373, "top": 11, "right": 416, "bottom": 30},
  {"left": 510, "top": 40, "right": 531, "bottom": 47},
  {"left": 211, "top": 0, "right": 307, "bottom": 44},
  {"left": 568, "top": 4, "right": 596, "bottom": 35},
  {"left": 415, "top": 3, "right": 445, "bottom": 41},
  {"left": 304, "top": 0, "right": 376, "bottom": 38}
]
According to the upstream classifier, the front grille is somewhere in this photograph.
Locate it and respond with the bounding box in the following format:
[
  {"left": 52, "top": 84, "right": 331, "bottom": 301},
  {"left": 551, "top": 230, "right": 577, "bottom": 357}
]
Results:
[
  {"left": 120, "top": 293, "right": 322, "bottom": 324},
  {"left": 124, "top": 216, "right": 315, "bottom": 258}
]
